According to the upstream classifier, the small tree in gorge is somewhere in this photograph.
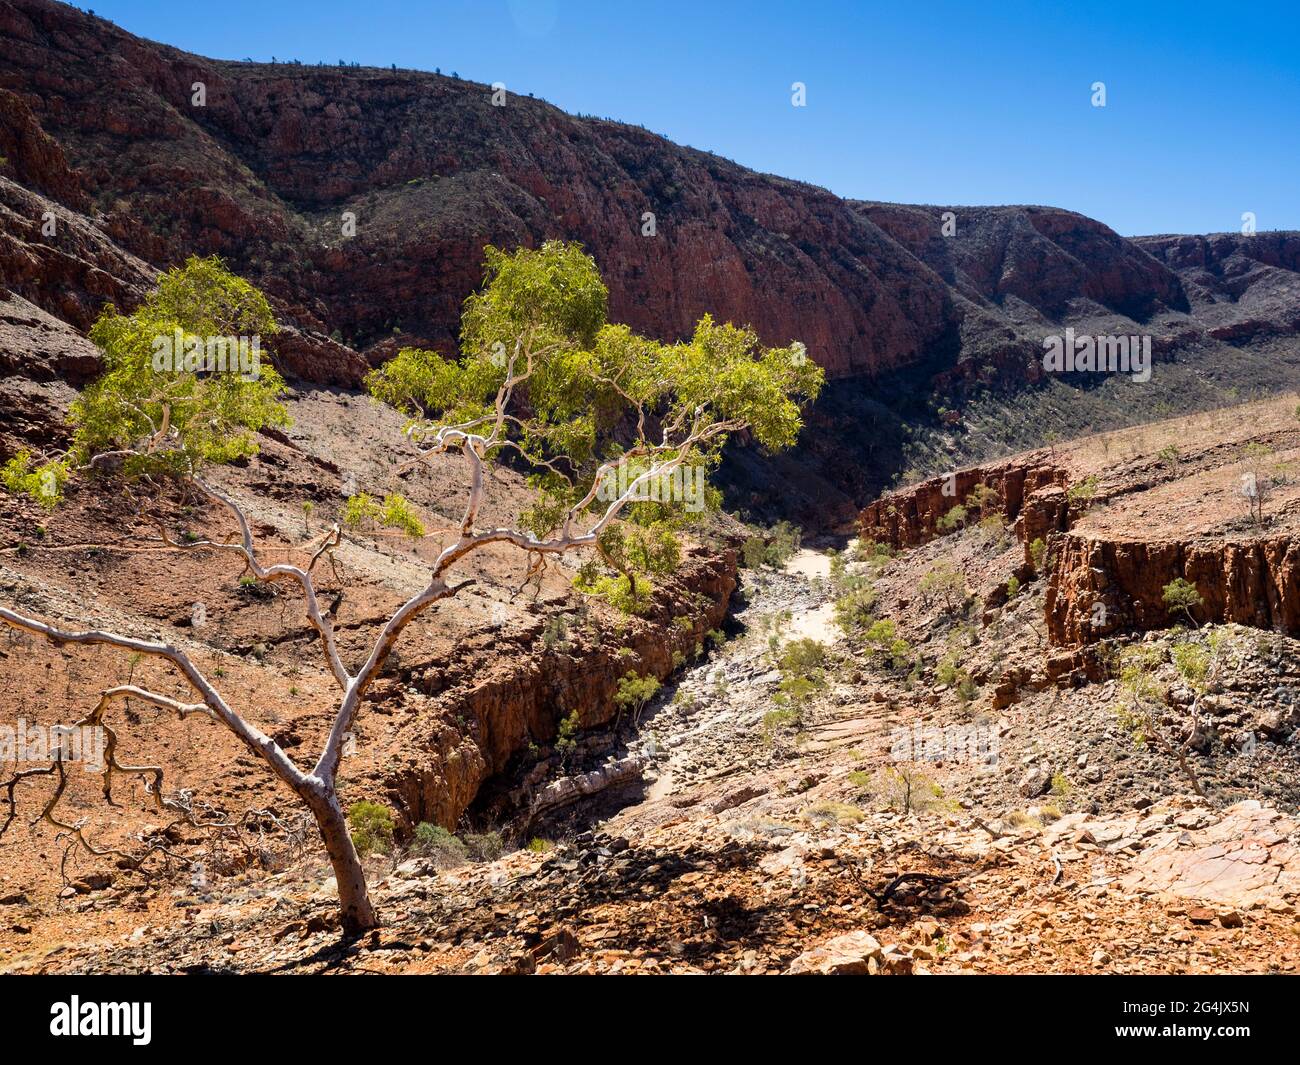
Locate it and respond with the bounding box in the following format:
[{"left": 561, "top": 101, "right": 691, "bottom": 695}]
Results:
[{"left": 0, "top": 244, "right": 822, "bottom": 934}]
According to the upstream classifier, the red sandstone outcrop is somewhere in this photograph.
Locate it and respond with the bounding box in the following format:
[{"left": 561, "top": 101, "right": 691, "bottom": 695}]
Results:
[
  {"left": 1045, "top": 534, "right": 1300, "bottom": 645},
  {"left": 858, "top": 459, "right": 1067, "bottom": 549},
  {"left": 369, "top": 547, "right": 737, "bottom": 830}
]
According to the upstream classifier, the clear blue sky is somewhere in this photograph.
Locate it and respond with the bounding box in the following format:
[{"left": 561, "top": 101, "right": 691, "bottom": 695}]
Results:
[{"left": 85, "top": 0, "right": 1300, "bottom": 236}]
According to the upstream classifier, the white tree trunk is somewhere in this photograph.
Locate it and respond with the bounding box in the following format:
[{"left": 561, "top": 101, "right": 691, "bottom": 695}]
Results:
[{"left": 305, "top": 786, "right": 378, "bottom": 935}]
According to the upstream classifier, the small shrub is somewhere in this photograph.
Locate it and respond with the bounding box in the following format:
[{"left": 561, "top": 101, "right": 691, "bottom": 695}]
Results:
[
  {"left": 1163, "top": 578, "right": 1203, "bottom": 626},
  {"left": 347, "top": 800, "right": 395, "bottom": 857},
  {"left": 936, "top": 504, "right": 968, "bottom": 532},
  {"left": 919, "top": 562, "right": 967, "bottom": 614},
  {"left": 555, "top": 708, "right": 581, "bottom": 758},
  {"left": 854, "top": 538, "right": 895, "bottom": 564},
  {"left": 542, "top": 614, "right": 571, "bottom": 651},
  {"left": 804, "top": 800, "right": 865, "bottom": 826},
  {"left": 412, "top": 822, "right": 468, "bottom": 866},
  {"left": 615, "top": 672, "right": 661, "bottom": 724},
  {"left": 965, "top": 483, "right": 1001, "bottom": 515},
  {"left": 1067, "top": 475, "right": 1100, "bottom": 506},
  {"left": 761, "top": 707, "right": 799, "bottom": 738},
  {"left": 574, "top": 570, "right": 650, "bottom": 615},
  {"left": 834, "top": 584, "right": 878, "bottom": 636},
  {"left": 464, "top": 831, "right": 505, "bottom": 862}
]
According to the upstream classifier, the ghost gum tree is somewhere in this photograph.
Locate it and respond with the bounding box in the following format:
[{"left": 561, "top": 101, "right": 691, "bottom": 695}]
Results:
[{"left": 0, "top": 243, "right": 823, "bottom": 934}]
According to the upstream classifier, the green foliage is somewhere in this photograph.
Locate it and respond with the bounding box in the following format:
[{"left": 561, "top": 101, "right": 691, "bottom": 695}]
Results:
[
  {"left": 965, "top": 483, "right": 1001, "bottom": 514},
  {"left": 378, "top": 493, "right": 426, "bottom": 537},
  {"left": 614, "top": 671, "right": 661, "bottom": 724},
  {"left": 1005, "top": 575, "right": 1021, "bottom": 598},
  {"left": 341, "top": 492, "right": 425, "bottom": 537},
  {"left": 373, "top": 245, "right": 825, "bottom": 619},
  {"left": 346, "top": 800, "right": 395, "bottom": 857},
  {"left": 464, "top": 831, "right": 505, "bottom": 862},
  {"left": 853, "top": 537, "right": 895, "bottom": 564},
  {"left": 1171, "top": 639, "right": 1210, "bottom": 690},
  {"left": 1, "top": 451, "right": 71, "bottom": 509},
  {"left": 869, "top": 766, "right": 948, "bottom": 814},
  {"left": 761, "top": 707, "right": 800, "bottom": 738},
  {"left": 1066, "top": 475, "right": 1100, "bottom": 506},
  {"left": 833, "top": 584, "right": 878, "bottom": 637},
  {"left": 863, "top": 618, "right": 913, "bottom": 671},
  {"left": 573, "top": 568, "right": 649, "bottom": 615},
  {"left": 978, "top": 514, "right": 1009, "bottom": 547},
  {"left": 919, "top": 561, "right": 968, "bottom": 614},
  {"left": 778, "top": 637, "right": 825, "bottom": 674},
  {"left": 936, "top": 504, "right": 968, "bottom": 532},
  {"left": 764, "top": 521, "right": 802, "bottom": 564},
  {"left": 364, "top": 242, "right": 823, "bottom": 630},
  {"left": 555, "top": 708, "right": 581, "bottom": 757},
  {"left": 773, "top": 637, "right": 828, "bottom": 710},
  {"left": 935, "top": 653, "right": 977, "bottom": 701},
  {"left": 366, "top": 242, "right": 822, "bottom": 538},
  {"left": 740, "top": 521, "right": 803, "bottom": 569},
  {"left": 741, "top": 537, "right": 767, "bottom": 569},
  {"left": 541, "top": 614, "right": 571, "bottom": 651},
  {"left": 1111, "top": 644, "right": 1166, "bottom": 745},
  {"left": 73, "top": 256, "right": 288, "bottom": 477},
  {"left": 412, "top": 822, "right": 468, "bottom": 866},
  {"left": 1028, "top": 537, "right": 1048, "bottom": 574},
  {"left": 1162, "top": 578, "right": 1203, "bottom": 624},
  {"left": 594, "top": 519, "right": 680, "bottom": 602},
  {"left": 804, "top": 800, "right": 866, "bottom": 826}
]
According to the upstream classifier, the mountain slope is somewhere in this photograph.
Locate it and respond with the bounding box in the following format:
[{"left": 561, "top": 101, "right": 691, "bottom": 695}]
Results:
[
  {"left": 9, "top": 0, "right": 1296, "bottom": 387},
  {"left": 0, "top": 0, "right": 1297, "bottom": 527}
]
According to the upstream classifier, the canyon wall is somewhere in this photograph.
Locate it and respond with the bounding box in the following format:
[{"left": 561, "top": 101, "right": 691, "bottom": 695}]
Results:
[
  {"left": 859, "top": 455, "right": 1300, "bottom": 648},
  {"left": 363, "top": 547, "right": 737, "bottom": 831},
  {"left": 857, "top": 458, "right": 1068, "bottom": 549},
  {"left": 1045, "top": 535, "right": 1300, "bottom": 645}
]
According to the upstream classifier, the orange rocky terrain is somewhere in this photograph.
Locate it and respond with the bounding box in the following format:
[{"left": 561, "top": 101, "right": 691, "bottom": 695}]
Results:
[
  {"left": 2, "top": 0, "right": 1300, "bottom": 982},
  {"left": 0, "top": 382, "right": 737, "bottom": 969},
  {"left": 4, "top": 396, "right": 1298, "bottom": 975}
]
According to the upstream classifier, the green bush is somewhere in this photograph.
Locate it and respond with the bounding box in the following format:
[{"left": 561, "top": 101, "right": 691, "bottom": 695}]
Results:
[
  {"left": 464, "top": 831, "right": 505, "bottom": 862},
  {"left": 347, "top": 800, "right": 395, "bottom": 857},
  {"left": 573, "top": 570, "right": 651, "bottom": 615},
  {"left": 919, "top": 562, "right": 967, "bottom": 614},
  {"left": 412, "top": 822, "right": 468, "bottom": 866},
  {"left": 1028, "top": 537, "right": 1048, "bottom": 574},
  {"left": 1162, "top": 578, "right": 1203, "bottom": 625},
  {"left": 1067, "top": 475, "right": 1100, "bottom": 506},
  {"left": 555, "top": 708, "right": 581, "bottom": 757},
  {"left": 936, "top": 504, "right": 968, "bottom": 532},
  {"left": 615, "top": 672, "right": 661, "bottom": 724},
  {"left": 834, "top": 584, "right": 878, "bottom": 636}
]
